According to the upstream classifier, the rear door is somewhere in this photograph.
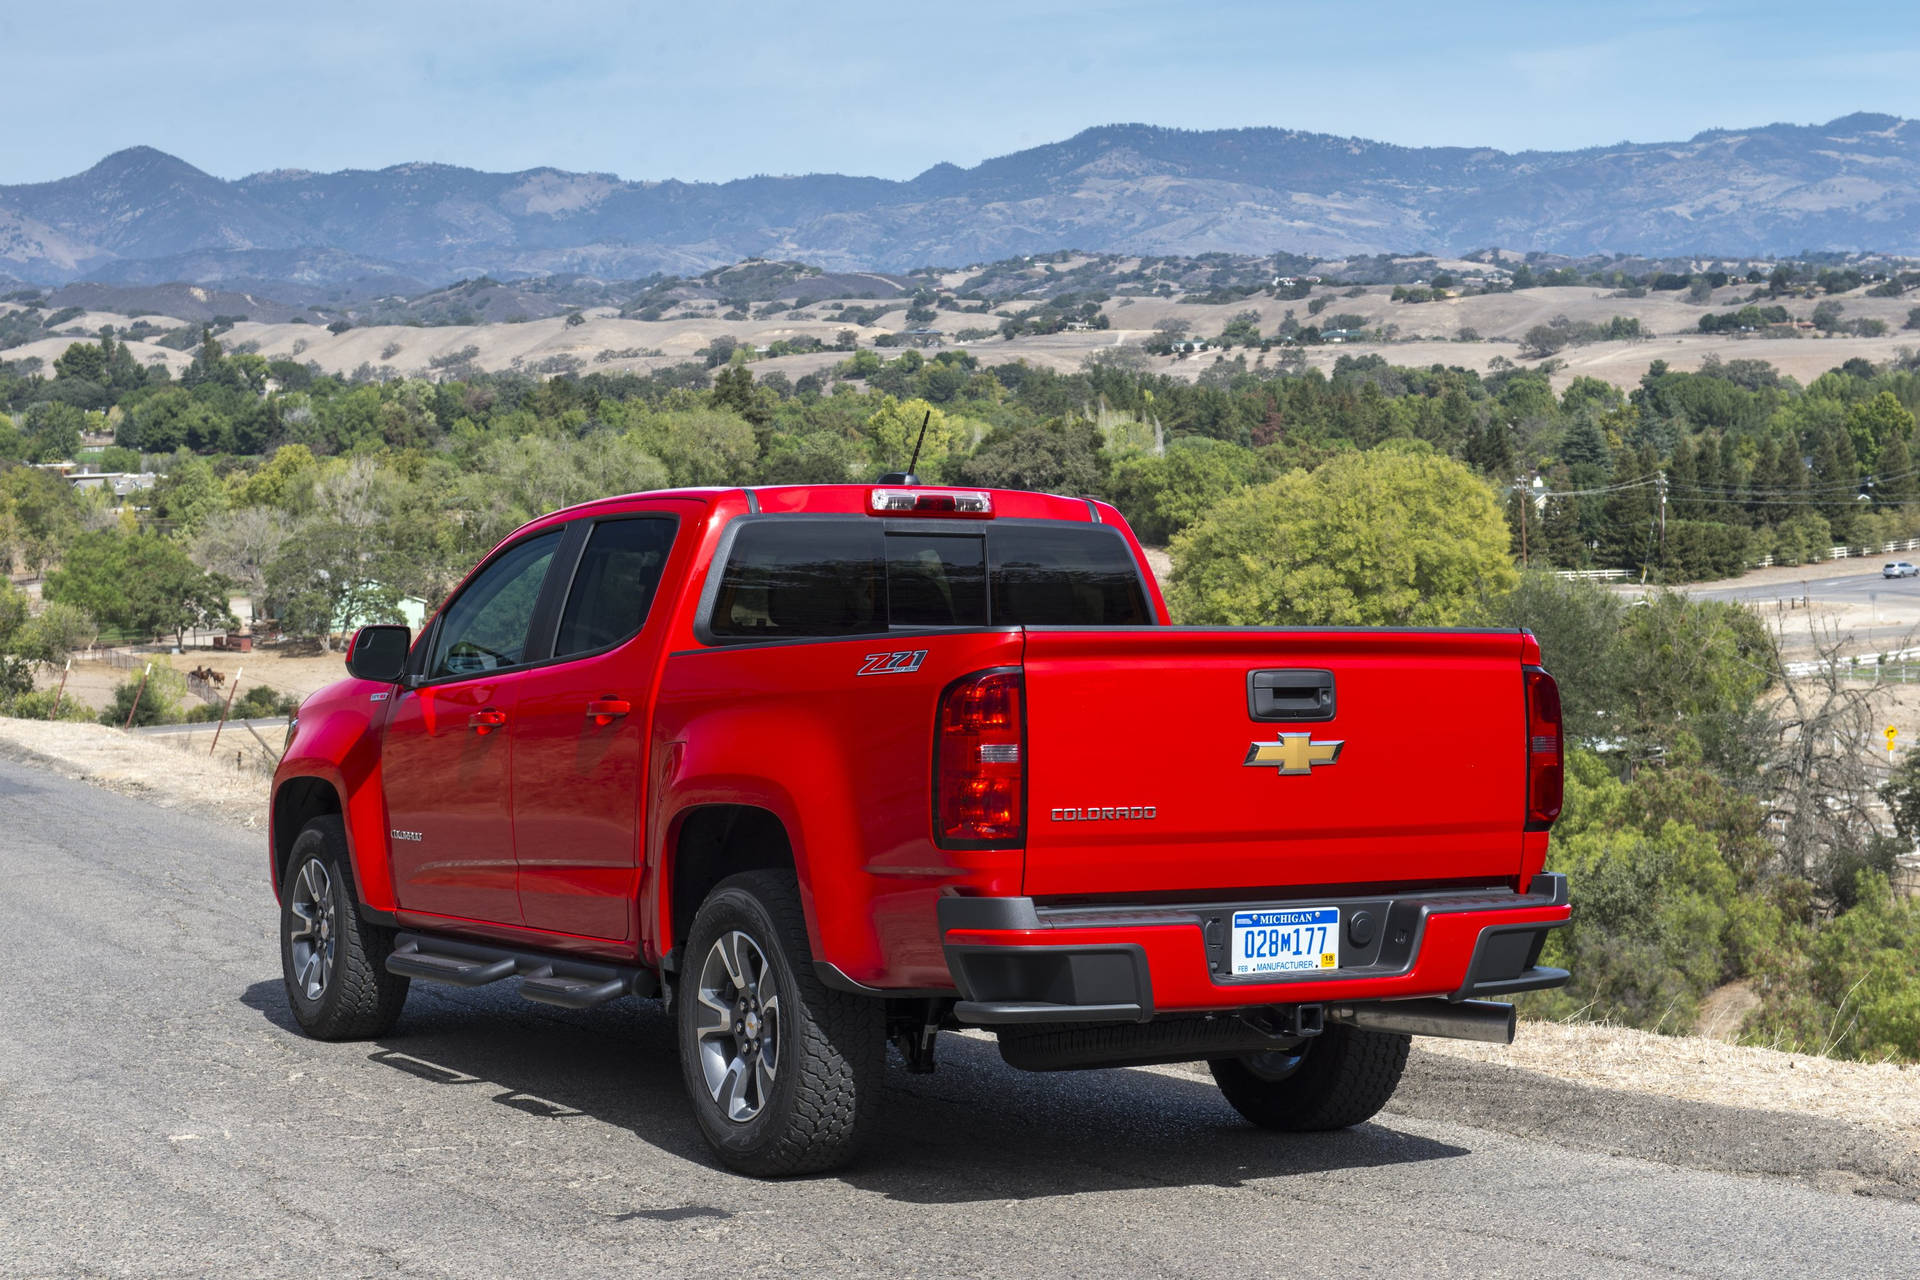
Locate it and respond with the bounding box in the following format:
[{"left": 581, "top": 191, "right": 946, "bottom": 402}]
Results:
[
  {"left": 383, "top": 527, "right": 566, "bottom": 924},
  {"left": 510, "top": 507, "right": 690, "bottom": 940},
  {"left": 1019, "top": 628, "right": 1528, "bottom": 898}
]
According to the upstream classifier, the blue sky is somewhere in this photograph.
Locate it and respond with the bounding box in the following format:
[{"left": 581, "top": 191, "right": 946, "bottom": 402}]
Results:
[{"left": 3, "top": 0, "right": 1916, "bottom": 184}]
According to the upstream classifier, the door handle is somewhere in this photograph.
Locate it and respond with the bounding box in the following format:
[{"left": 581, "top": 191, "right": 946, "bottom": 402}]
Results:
[
  {"left": 586, "top": 698, "right": 631, "bottom": 727},
  {"left": 468, "top": 709, "right": 508, "bottom": 735}
]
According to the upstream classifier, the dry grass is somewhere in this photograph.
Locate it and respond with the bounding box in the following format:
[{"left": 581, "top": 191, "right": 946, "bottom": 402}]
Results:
[
  {"left": 1421, "top": 1017, "right": 1920, "bottom": 1140},
  {"left": 0, "top": 717, "right": 270, "bottom": 829}
]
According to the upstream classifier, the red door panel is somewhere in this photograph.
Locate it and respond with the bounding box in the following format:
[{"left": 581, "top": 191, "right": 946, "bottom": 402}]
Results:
[
  {"left": 512, "top": 648, "right": 644, "bottom": 938},
  {"left": 382, "top": 676, "right": 523, "bottom": 924},
  {"left": 510, "top": 507, "right": 693, "bottom": 941}
]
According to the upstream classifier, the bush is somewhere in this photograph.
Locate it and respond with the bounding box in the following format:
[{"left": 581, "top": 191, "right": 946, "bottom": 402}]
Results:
[
  {"left": 1771, "top": 512, "right": 1833, "bottom": 566},
  {"left": 1746, "top": 872, "right": 1920, "bottom": 1059},
  {"left": 0, "top": 687, "right": 95, "bottom": 722},
  {"left": 234, "top": 684, "right": 300, "bottom": 718},
  {"left": 1525, "top": 749, "right": 1784, "bottom": 1030},
  {"left": 97, "top": 666, "right": 187, "bottom": 727}
]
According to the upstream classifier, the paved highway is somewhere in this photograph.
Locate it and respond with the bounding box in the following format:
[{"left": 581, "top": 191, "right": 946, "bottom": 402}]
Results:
[
  {"left": 2, "top": 758, "right": 1917, "bottom": 1278},
  {"left": 1688, "top": 563, "right": 1920, "bottom": 605}
]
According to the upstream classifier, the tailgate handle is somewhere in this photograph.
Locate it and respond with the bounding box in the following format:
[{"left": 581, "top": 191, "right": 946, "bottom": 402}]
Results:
[{"left": 1248, "top": 669, "right": 1335, "bottom": 722}]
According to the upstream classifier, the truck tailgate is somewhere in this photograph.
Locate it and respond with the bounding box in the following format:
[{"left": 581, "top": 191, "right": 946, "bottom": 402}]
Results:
[{"left": 1021, "top": 628, "right": 1528, "bottom": 898}]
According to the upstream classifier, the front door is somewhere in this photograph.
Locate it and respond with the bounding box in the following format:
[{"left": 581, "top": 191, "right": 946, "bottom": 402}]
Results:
[
  {"left": 511, "top": 512, "right": 683, "bottom": 939},
  {"left": 384, "top": 527, "right": 565, "bottom": 925}
]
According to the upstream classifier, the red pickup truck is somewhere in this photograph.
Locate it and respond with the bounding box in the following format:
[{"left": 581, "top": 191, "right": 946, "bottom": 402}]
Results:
[{"left": 271, "top": 481, "right": 1570, "bottom": 1175}]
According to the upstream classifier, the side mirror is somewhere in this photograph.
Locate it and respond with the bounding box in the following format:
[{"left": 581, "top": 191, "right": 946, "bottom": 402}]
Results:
[{"left": 345, "top": 625, "right": 411, "bottom": 684}]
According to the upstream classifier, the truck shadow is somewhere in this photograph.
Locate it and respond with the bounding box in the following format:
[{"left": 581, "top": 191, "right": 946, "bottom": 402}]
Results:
[{"left": 240, "top": 978, "right": 1469, "bottom": 1202}]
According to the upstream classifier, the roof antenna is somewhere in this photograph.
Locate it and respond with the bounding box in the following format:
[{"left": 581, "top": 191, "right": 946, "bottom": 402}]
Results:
[{"left": 878, "top": 408, "right": 931, "bottom": 485}]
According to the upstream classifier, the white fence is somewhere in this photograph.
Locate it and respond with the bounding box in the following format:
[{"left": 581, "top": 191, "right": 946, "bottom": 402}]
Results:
[
  {"left": 1569, "top": 538, "right": 1920, "bottom": 581},
  {"left": 1823, "top": 539, "right": 1920, "bottom": 562}
]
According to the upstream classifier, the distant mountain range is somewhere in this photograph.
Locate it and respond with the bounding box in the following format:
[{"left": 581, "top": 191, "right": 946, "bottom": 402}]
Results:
[{"left": 4, "top": 113, "right": 1920, "bottom": 289}]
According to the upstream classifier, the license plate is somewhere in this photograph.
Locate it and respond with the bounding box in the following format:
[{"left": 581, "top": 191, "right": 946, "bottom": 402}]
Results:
[{"left": 1230, "top": 907, "right": 1340, "bottom": 976}]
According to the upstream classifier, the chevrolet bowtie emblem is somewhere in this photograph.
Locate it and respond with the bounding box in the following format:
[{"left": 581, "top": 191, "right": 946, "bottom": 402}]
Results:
[{"left": 1245, "top": 733, "right": 1344, "bottom": 776}]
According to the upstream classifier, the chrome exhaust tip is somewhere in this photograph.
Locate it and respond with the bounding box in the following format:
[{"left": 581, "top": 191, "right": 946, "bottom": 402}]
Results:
[{"left": 1326, "top": 998, "right": 1517, "bottom": 1044}]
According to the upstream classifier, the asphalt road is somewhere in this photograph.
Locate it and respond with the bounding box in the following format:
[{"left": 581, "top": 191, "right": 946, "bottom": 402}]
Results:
[
  {"left": 127, "top": 716, "right": 289, "bottom": 739},
  {"left": 1689, "top": 564, "right": 1920, "bottom": 605},
  {"left": 3, "top": 758, "right": 1919, "bottom": 1279}
]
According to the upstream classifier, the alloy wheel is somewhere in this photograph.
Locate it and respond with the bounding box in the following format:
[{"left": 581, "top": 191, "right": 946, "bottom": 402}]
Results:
[
  {"left": 692, "top": 930, "right": 783, "bottom": 1122},
  {"left": 287, "top": 858, "right": 337, "bottom": 1001}
]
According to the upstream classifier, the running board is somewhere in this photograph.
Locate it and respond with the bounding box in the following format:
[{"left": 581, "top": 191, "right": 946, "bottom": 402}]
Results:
[{"left": 386, "top": 932, "right": 658, "bottom": 1009}]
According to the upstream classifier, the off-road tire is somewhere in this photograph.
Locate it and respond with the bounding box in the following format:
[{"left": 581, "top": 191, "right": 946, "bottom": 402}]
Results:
[
  {"left": 676, "top": 870, "right": 884, "bottom": 1176},
  {"left": 1209, "top": 1023, "right": 1410, "bottom": 1130},
  {"left": 280, "top": 816, "right": 410, "bottom": 1040}
]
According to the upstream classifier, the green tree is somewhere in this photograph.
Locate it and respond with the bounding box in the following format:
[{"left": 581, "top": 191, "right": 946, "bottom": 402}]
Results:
[
  {"left": 1845, "top": 391, "right": 1915, "bottom": 476},
  {"left": 621, "top": 407, "right": 756, "bottom": 488},
  {"left": 1470, "top": 573, "right": 1624, "bottom": 741},
  {"left": 23, "top": 401, "right": 84, "bottom": 462},
  {"left": 53, "top": 339, "right": 108, "bottom": 384},
  {"left": 953, "top": 418, "right": 1108, "bottom": 494},
  {"left": 0, "top": 578, "right": 29, "bottom": 649},
  {"left": 44, "top": 531, "right": 236, "bottom": 645},
  {"left": 234, "top": 444, "right": 320, "bottom": 509},
  {"left": 1168, "top": 446, "right": 1518, "bottom": 626},
  {"left": 13, "top": 601, "right": 96, "bottom": 664},
  {"left": 865, "top": 397, "right": 975, "bottom": 481},
  {"left": 264, "top": 521, "right": 405, "bottom": 648},
  {"left": 1106, "top": 439, "right": 1268, "bottom": 544},
  {"left": 149, "top": 457, "right": 230, "bottom": 534}
]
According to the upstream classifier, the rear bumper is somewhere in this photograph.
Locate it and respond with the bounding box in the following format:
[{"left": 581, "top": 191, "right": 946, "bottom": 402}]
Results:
[{"left": 940, "top": 873, "right": 1570, "bottom": 1025}]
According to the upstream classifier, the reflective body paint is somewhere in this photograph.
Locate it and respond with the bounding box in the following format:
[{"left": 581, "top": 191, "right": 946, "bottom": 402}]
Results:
[{"left": 272, "top": 484, "right": 1566, "bottom": 1009}]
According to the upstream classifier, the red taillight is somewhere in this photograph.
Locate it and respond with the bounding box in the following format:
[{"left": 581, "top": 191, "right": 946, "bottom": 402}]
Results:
[
  {"left": 935, "top": 670, "right": 1025, "bottom": 847},
  {"left": 1525, "top": 666, "right": 1563, "bottom": 830}
]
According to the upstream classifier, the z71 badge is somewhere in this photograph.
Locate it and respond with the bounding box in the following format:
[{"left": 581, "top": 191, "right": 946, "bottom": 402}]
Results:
[{"left": 857, "top": 650, "right": 928, "bottom": 676}]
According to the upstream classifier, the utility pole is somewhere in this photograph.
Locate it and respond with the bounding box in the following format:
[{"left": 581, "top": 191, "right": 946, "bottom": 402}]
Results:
[
  {"left": 1657, "top": 469, "right": 1668, "bottom": 552},
  {"left": 1515, "top": 476, "right": 1529, "bottom": 567}
]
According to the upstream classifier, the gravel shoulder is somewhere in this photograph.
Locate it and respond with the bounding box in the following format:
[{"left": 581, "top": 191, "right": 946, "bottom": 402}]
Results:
[{"left": 3, "top": 712, "right": 1915, "bottom": 1203}]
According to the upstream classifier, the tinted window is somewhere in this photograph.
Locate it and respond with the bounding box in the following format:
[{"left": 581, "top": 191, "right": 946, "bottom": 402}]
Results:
[
  {"left": 710, "top": 521, "right": 884, "bottom": 638},
  {"left": 990, "top": 526, "right": 1150, "bottom": 626},
  {"left": 709, "top": 519, "right": 1151, "bottom": 638},
  {"left": 554, "top": 518, "right": 678, "bottom": 657},
  {"left": 429, "top": 529, "right": 562, "bottom": 678},
  {"left": 886, "top": 534, "right": 986, "bottom": 627}
]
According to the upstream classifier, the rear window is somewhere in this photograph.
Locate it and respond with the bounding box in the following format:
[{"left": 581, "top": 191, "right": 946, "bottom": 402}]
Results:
[{"left": 708, "top": 519, "right": 1150, "bottom": 639}]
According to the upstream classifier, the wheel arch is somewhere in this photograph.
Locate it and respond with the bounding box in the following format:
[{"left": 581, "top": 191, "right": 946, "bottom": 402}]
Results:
[
  {"left": 663, "top": 804, "right": 801, "bottom": 969},
  {"left": 272, "top": 775, "right": 345, "bottom": 901}
]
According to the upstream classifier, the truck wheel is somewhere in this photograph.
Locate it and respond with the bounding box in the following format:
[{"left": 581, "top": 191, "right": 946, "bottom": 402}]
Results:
[
  {"left": 280, "top": 816, "right": 409, "bottom": 1041},
  {"left": 676, "top": 870, "right": 884, "bottom": 1176},
  {"left": 1208, "top": 1023, "right": 1410, "bottom": 1131}
]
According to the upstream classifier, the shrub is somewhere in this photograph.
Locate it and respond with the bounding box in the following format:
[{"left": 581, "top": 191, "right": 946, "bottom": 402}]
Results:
[
  {"left": 1746, "top": 872, "right": 1920, "bottom": 1060},
  {"left": 1, "top": 687, "right": 94, "bottom": 722},
  {"left": 97, "top": 666, "right": 187, "bottom": 728}
]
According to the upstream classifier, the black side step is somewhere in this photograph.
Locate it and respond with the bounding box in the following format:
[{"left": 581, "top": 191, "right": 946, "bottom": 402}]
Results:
[{"left": 386, "top": 932, "right": 658, "bottom": 1009}]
